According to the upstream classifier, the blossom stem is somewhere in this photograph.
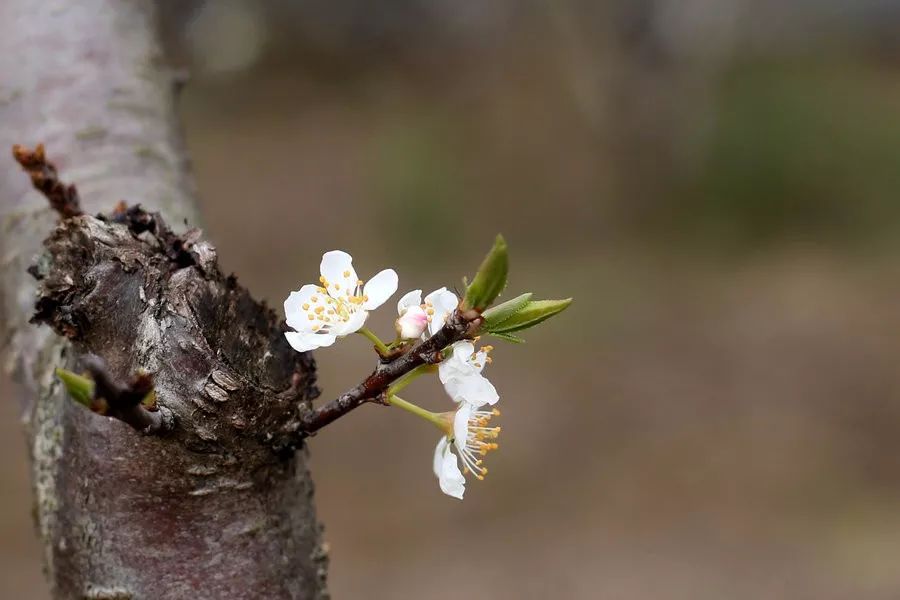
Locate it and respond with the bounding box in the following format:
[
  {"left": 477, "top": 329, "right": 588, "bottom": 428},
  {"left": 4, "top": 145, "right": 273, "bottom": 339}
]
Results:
[
  {"left": 387, "top": 364, "right": 436, "bottom": 397},
  {"left": 387, "top": 394, "right": 447, "bottom": 433},
  {"left": 357, "top": 327, "right": 390, "bottom": 355}
]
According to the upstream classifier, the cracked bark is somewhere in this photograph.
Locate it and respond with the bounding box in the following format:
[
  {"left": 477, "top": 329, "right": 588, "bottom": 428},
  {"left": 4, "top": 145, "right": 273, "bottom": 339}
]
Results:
[{"left": 0, "top": 2, "right": 328, "bottom": 599}]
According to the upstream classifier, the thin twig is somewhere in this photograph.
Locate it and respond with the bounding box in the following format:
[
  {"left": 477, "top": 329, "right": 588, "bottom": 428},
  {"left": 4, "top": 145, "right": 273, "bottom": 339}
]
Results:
[
  {"left": 11, "top": 143, "right": 83, "bottom": 218},
  {"left": 81, "top": 354, "right": 173, "bottom": 434}
]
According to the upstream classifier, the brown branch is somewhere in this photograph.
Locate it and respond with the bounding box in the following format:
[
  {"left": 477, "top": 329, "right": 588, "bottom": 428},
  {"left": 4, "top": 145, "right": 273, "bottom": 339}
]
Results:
[
  {"left": 80, "top": 354, "right": 173, "bottom": 434},
  {"left": 300, "top": 309, "right": 483, "bottom": 435},
  {"left": 11, "top": 143, "right": 83, "bottom": 218}
]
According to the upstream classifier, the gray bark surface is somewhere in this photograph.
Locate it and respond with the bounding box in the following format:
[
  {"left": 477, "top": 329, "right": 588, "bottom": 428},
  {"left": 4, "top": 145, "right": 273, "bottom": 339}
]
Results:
[{"left": 0, "top": 2, "right": 328, "bottom": 598}]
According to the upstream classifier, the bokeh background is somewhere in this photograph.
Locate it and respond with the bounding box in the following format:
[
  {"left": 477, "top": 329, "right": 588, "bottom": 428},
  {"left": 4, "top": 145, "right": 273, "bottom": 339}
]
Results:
[{"left": 4, "top": 1, "right": 900, "bottom": 597}]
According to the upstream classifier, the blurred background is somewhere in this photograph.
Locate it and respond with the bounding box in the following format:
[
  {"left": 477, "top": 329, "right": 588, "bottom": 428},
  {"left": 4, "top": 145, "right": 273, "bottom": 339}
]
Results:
[{"left": 3, "top": 0, "right": 900, "bottom": 597}]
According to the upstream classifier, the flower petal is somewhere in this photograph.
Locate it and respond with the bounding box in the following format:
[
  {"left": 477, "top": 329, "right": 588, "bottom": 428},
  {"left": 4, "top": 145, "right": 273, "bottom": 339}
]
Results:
[
  {"left": 362, "top": 269, "right": 398, "bottom": 310},
  {"left": 397, "top": 289, "right": 422, "bottom": 315},
  {"left": 454, "top": 374, "right": 499, "bottom": 407},
  {"left": 469, "top": 349, "right": 488, "bottom": 374},
  {"left": 453, "top": 402, "right": 472, "bottom": 448},
  {"left": 433, "top": 437, "right": 450, "bottom": 477},
  {"left": 284, "top": 285, "right": 320, "bottom": 332},
  {"left": 333, "top": 308, "right": 368, "bottom": 336},
  {"left": 438, "top": 361, "right": 461, "bottom": 386},
  {"left": 438, "top": 341, "right": 476, "bottom": 384},
  {"left": 425, "top": 287, "right": 459, "bottom": 335},
  {"left": 451, "top": 341, "right": 475, "bottom": 364},
  {"left": 285, "top": 330, "right": 337, "bottom": 352},
  {"left": 320, "top": 250, "right": 357, "bottom": 299},
  {"left": 437, "top": 442, "right": 466, "bottom": 500},
  {"left": 441, "top": 376, "right": 464, "bottom": 400}
]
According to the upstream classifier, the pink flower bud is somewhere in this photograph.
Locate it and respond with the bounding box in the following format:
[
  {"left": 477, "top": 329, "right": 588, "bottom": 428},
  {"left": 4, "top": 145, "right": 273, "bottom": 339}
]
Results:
[{"left": 396, "top": 305, "right": 428, "bottom": 339}]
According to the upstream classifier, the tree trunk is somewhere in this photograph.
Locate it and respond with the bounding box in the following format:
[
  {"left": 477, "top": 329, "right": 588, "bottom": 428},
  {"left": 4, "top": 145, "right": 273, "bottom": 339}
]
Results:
[{"left": 0, "top": 2, "right": 328, "bottom": 598}]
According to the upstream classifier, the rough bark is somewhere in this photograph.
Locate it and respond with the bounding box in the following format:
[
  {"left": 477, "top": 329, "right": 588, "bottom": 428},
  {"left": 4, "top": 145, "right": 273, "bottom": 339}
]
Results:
[{"left": 0, "top": 2, "right": 328, "bottom": 598}]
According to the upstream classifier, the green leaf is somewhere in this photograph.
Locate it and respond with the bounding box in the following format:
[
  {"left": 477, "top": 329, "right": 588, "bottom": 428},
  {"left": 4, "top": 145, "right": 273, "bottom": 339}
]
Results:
[
  {"left": 488, "top": 331, "right": 526, "bottom": 344},
  {"left": 55, "top": 367, "right": 95, "bottom": 408},
  {"left": 481, "top": 292, "right": 532, "bottom": 331},
  {"left": 463, "top": 234, "right": 508, "bottom": 311},
  {"left": 489, "top": 298, "right": 573, "bottom": 333}
]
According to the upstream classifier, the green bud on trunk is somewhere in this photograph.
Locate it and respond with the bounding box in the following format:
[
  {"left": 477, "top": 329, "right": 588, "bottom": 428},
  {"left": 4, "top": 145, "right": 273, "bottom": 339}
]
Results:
[{"left": 55, "top": 367, "right": 95, "bottom": 408}]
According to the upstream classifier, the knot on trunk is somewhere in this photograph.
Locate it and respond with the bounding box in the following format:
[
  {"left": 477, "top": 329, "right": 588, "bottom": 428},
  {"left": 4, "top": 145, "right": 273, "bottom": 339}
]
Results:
[{"left": 30, "top": 202, "right": 318, "bottom": 462}]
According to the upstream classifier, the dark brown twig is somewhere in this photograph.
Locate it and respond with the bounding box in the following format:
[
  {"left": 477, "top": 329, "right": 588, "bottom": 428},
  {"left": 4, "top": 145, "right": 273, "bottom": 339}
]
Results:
[
  {"left": 11, "top": 143, "right": 83, "bottom": 218},
  {"left": 81, "top": 354, "right": 173, "bottom": 434},
  {"left": 299, "top": 309, "right": 483, "bottom": 435}
]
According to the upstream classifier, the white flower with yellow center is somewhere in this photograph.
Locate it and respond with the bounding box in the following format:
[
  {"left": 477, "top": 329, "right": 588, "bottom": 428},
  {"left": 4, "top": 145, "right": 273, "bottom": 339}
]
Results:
[
  {"left": 284, "top": 250, "right": 398, "bottom": 352},
  {"left": 438, "top": 341, "right": 498, "bottom": 407},
  {"left": 433, "top": 401, "right": 501, "bottom": 499}
]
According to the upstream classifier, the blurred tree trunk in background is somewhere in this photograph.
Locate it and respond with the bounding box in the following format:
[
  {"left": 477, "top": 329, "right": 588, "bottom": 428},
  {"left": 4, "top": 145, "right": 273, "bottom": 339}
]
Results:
[{"left": 0, "top": 2, "right": 327, "bottom": 598}]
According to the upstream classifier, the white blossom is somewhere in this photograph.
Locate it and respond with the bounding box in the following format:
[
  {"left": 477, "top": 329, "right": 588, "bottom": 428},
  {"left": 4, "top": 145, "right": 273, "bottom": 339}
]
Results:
[
  {"left": 284, "top": 250, "right": 397, "bottom": 352},
  {"left": 433, "top": 401, "right": 501, "bottom": 499},
  {"left": 432, "top": 340, "right": 501, "bottom": 499},
  {"left": 438, "top": 341, "right": 499, "bottom": 407}
]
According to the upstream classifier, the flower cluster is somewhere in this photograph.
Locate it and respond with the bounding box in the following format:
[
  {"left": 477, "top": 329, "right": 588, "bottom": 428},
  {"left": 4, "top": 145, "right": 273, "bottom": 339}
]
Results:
[
  {"left": 393, "top": 285, "right": 503, "bottom": 498},
  {"left": 432, "top": 338, "right": 501, "bottom": 499},
  {"left": 284, "top": 242, "right": 570, "bottom": 501}
]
